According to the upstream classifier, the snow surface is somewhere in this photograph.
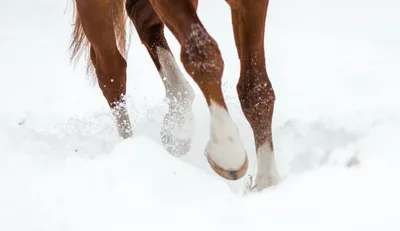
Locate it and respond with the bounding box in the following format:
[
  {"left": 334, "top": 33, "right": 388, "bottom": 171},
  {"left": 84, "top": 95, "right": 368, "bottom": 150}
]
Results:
[{"left": 1, "top": 0, "right": 400, "bottom": 230}]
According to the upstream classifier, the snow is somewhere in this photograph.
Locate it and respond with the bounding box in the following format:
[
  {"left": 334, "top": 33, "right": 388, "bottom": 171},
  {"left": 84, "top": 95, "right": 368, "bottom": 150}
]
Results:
[{"left": 1, "top": 0, "right": 400, "bottom": 230}]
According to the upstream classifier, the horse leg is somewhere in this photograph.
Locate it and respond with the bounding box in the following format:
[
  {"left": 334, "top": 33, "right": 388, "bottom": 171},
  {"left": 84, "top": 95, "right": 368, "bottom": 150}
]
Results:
[
  {"left": 75, "top": 0, "right": 132, "bottom": 138},
  {"left": 148, "top": 0, "right": 248, "bottom": 180},
  {"left": 229, "top": 0, "right": 280, "bottom": 191},
  {"left": 125, "top": 0, "right": 195, "bottom": 156}
]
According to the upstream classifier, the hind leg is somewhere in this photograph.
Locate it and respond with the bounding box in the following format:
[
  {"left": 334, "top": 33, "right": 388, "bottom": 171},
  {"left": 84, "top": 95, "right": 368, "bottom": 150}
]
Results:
[
  {"left": 149, "top": 0, "right": 248, "bottom": 180},
  {"left": 76, "top": 0, "right": 132, "bottom": 138},
  {"left": 126, "top": 0, "right": 195, "bottom": 156},
  {"left": 229, "top": 0, "right": 280, "bottom": 191}
]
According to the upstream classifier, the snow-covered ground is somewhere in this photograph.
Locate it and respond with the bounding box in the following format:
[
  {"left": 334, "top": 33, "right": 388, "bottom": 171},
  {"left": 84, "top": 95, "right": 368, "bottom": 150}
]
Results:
[{"left": 1, "top": 0, "right": 400, "bottom": 230}]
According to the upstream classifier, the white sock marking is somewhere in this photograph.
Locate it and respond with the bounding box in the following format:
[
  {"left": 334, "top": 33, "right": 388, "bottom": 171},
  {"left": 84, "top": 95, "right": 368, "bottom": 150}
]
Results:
[
  {"left": 157, "top": 47, "right": 195, "bottom": 153},
  {"left": 112, "top": 104, "right": 133, "bottom": 139},
  {"left": 255, "top": 142, "right": 280, "bottom": 188},
  {"left": 156, "top": 47, "right": 194, "bottom": 107},
  {"left": 207, "top": 101, "right": 247, "bottom": 171}
]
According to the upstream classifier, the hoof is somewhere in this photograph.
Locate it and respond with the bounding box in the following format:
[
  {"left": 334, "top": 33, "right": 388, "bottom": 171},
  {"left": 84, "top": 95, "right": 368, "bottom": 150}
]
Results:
[
  {"left": 160, "top": 110, "right": 194, "bottom": 157},
  {"left": 161, "top": 128, "right": 191, "bottom": 157},
  {"left": 206, "top": 151, "right": 248, "bottom": 180}
]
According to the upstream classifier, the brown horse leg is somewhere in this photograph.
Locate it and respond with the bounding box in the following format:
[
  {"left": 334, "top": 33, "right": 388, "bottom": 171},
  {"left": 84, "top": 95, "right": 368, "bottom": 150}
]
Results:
[
  {"left": 75, "top": 0, "right": 132, "bottom": 138},
  {"left": 149, "top": 0, "right": 248, "bottom": 180},
  {"left": 125, "top": 0, "right": 195, "bottom": 156},
  {"left": 230, "top": 0, "right": 280, "bottom": 191}
]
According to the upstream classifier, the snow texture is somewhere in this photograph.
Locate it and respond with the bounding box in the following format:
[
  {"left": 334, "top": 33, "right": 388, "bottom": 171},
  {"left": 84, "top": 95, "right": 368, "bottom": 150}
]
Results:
[{"left": 1, "top": 0, "right": 400, "bottom": 230}]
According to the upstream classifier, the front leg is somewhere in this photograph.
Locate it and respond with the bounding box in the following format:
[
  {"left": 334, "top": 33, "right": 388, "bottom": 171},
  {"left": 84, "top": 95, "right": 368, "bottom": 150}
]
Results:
[
  {"left": 230, "top": 0, "right": 280, "bottom": 191},
  {"left": 149, "top": 0, "right": 249, "bottom": 180},
  {"left": 126, "top": 0, "right": 195, "bottom": 156}
]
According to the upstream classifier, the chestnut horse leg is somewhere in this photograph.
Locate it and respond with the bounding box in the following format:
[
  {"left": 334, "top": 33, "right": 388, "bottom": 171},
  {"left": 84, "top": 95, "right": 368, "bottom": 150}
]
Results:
[
  {"left": 230, "top": 0, "right": 280, "bottom": 190},
  {"left": 125, "top": 0, "right": 195, "bottom": 156},
  {"left": 74, "top": 0, "right": 132, "bottom": 138},
  {"left": 149, "top": 0, "right": 248, "bottom": 180}
]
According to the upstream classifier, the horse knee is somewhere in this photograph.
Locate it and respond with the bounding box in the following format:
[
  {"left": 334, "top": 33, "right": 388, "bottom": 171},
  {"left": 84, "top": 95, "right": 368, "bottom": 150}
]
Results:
[
  {"left": 237, "top": 71, "right": 275, "bottom": 116},
  {"left": 180, "top": 23, "right": 224, "bottom": 86}
]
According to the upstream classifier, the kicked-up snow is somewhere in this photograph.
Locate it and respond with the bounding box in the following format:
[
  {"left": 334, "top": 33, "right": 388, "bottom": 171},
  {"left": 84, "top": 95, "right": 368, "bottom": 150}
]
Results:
[{"left": 1, "top": 0, "right": 400, "bottom": 230}]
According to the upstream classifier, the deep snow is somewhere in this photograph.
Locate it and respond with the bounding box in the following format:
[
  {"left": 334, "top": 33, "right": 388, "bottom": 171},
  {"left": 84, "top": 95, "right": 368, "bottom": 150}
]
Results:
[{"left": 1, "top": 0, "right": 400, "bottom": 230}]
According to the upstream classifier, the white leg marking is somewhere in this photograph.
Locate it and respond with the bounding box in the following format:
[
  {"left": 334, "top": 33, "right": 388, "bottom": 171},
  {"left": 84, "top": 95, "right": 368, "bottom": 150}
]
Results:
[
  {"left": 255, "top": 142, "right": 280, "bottom": 190},
  {"left": 157, "top": 47, "right": 195, "bottom": 156},
  {"left": 112, "top": 102, "right": 133, "bottom": 139},
  {"left": 207, "top": 101, "right": 247, "bottom": 171},
  {"left": 157, "top": 47, "right": 194, "bottom": 106}
]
